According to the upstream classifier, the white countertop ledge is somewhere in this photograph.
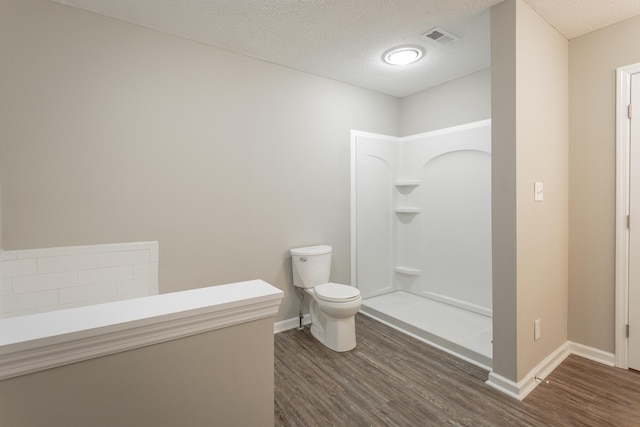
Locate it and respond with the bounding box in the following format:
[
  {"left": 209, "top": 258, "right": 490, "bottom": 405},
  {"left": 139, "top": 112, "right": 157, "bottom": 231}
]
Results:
[{"left": 0, "top": 279, "right": 283, "bottom": 380}]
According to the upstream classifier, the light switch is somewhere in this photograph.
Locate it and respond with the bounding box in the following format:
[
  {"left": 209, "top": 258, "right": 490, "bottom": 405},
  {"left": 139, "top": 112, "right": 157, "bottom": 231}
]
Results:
[{"left": 534, "top": 182, "right": 544, "bottom": 201}]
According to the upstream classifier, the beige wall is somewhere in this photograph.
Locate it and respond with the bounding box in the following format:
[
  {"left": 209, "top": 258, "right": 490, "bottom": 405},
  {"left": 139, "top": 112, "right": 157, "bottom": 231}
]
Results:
[
  {"left": 491, "top": 0, "right": 569, "bottom": 381},
  {"left": 0, "top": 0, "right": 399, "bottom": 323},
  {"left": 0, "top": 318, "right": 275, "bottom": 427},
  {"left": 514, "top": 0, "right": 569, "bottom": 380},
  {"left": 568, "top": 14, "right": 640, "bottom": 352},
  {"left": 399, "top": 68, "right": 491, "bottom": 136}
]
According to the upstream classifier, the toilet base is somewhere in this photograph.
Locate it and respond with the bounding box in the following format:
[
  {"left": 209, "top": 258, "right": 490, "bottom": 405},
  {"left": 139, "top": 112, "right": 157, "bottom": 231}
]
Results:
[
  {"left": 310, "top": 315, "right": 356, "bottom": 352},
  {"left": 308, "top": 295, "right": 359, "bottom": 352}
]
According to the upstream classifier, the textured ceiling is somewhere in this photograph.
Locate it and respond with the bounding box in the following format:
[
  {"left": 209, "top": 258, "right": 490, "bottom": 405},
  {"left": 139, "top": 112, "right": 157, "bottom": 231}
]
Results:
[
  {"left": 523, "top": 0, "right": 640, "bottom": 39},
  {"left": 50, "top": 0, "right": 640, "bottom": 98}
]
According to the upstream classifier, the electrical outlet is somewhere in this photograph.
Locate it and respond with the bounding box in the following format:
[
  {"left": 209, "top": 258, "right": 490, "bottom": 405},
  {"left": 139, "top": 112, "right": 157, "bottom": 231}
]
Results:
[{"left": 534, "top": 319, "right": 541, "bottom": 341}]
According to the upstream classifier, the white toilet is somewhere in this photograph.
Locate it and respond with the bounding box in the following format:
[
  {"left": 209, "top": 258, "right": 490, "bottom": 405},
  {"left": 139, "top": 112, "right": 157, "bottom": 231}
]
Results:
[{"left": 290, "top": 245, "right": 361, "bottom": 352}]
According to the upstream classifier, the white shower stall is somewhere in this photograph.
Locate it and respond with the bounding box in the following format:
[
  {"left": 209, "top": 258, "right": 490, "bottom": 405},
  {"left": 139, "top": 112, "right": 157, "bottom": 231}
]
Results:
[{"left": 351, "top": 120, "right": 492, "bottom": 368}]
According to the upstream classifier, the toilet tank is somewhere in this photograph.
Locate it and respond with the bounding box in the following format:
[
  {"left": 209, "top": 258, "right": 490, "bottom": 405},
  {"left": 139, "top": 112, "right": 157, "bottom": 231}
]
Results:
[{"left": 290, "top": 245, "right": 332, "bottom": 288}]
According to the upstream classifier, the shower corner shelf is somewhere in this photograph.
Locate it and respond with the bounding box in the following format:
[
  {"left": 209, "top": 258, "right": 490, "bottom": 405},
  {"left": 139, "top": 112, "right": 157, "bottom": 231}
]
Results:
[
  {"left": 394, "top": 266, "right": 421, "bottom": 276},
  {"left": 394, "top": 180, "right": 421, "bottom": 187},
  {"left": 395, "top": 207, "right": 421, "bottom": 214}
]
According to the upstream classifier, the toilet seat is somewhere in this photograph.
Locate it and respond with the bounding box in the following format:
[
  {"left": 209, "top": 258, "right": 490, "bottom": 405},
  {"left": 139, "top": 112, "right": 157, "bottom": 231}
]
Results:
[{"left": 314, "top": 283, "right": 360, "bottom": 303}]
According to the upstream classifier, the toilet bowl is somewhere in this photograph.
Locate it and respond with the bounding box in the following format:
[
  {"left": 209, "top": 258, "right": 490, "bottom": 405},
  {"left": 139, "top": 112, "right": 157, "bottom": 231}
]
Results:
[{"left": 290, "top": 245, "right": 362, "bottom": 352}]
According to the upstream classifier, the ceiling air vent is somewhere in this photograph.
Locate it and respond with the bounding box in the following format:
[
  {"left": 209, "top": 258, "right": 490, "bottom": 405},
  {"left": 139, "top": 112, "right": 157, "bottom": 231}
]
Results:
[{"left": 422, "top": 27, "right": 459, "bottom": 45}]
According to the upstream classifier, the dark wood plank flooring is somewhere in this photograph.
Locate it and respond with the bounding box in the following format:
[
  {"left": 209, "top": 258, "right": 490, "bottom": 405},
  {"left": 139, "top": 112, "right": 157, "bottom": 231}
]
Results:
[{"left": 274, "top": 314, "right": 640, "bottom": 426}]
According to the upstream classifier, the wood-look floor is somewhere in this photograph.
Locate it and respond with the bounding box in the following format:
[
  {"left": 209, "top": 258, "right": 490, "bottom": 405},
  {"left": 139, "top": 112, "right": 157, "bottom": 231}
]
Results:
[{"left": 274, "top": 315, "right": 640, "bottom": 426}]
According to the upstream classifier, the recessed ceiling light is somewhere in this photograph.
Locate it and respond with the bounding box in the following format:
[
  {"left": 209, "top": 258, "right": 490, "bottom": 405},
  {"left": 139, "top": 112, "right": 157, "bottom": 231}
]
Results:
[{"left": 383, "top": 46, "right": 424, "bottom": 66}]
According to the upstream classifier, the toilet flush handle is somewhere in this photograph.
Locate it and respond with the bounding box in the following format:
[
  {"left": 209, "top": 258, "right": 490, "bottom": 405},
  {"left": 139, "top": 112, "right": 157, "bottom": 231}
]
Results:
[{"left": 300, "top": 257, "right": 307, "bottom": 262}]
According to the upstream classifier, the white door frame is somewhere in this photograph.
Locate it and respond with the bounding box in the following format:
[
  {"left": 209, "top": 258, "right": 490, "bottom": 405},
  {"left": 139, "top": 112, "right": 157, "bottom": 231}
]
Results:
[{"left": 615, "top": 63, "right": 640, "bottom": 368}]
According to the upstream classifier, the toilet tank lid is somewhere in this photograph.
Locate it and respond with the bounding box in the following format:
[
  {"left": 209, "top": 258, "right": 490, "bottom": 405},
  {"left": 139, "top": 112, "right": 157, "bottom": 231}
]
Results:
[{"left": 290, "top": 245, "right": 332, "bottom": 256}]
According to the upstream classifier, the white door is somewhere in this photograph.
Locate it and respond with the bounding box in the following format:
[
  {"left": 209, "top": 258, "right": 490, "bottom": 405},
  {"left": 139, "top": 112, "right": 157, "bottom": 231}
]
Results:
[{"left": 628, "top": 72, "right": 640, "bottom": 370}]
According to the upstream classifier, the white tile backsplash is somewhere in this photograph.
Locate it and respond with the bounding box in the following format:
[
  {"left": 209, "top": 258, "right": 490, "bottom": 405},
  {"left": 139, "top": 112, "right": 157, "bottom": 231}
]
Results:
[
  {"left": 17, "top": 247, "right": 62, "bottom": 259},
  {"left": 4, "top": 289, "right": 59, "bottom": 313},
  {"left": 132, "top": 264, "right": 150, "bottom": 279},
  {"left": 4, "top": 308, "right": 38, "bottom": 318},
  {"left": 37, "top": 253, "right": 99, "bottom": 274},
  {"left": 3, "top": 259, "right": 37, "bottom": 278},
  {"left": 1, "top": 251, "right": 17, "bottom": 261},
  {"left": 1, "top": 242, "right": 159, "bottom": 317},
  {"left": 117, "top": 278, "right": 150, "bottom": 296},
  {"left": 59, "top": 282, "right": 117, "bottom": 305},
  {"left": 149, "top": 263, "right": 159, "bottom": 293},
  {"left": 98, "top": 242, "right": 140, "bottom": 253},
  {"left": 78, "top": 266, "right": 133, "bottom": 285},
  {"left": 12, "top": 271, "right": 79, "bottom": 294},
  {"left": 149, "top": 245, "right": 159, "bottom": 262},
  {"left": 99, "top": 250, "right": 150, "bottom": 267},
  {"left": 61, "top": 245, "right": 101, "bottom": 255},
  {"left": 3, "top": 279, "right": 12, "bottom": 296}
]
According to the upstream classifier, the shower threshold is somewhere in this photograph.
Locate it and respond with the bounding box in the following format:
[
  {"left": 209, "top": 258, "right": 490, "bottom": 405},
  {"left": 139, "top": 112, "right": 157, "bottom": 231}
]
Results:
[{"left": 359, "top": 291, "right": 492, "bottom": 370}]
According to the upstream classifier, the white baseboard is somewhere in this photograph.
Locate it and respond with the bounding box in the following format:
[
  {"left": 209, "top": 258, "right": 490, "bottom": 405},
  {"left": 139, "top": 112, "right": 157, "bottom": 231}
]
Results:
[
  {"left": 568, "top": 341, "right": 615, "bottom": 366},
  {"left": 487, "top": 340, "right": 616, "bottom": 401},
  {"left": 274, "top": 314, "right": 311, "bottom": 334},
  {"left": 486, "top": 341, "right": 571, "bottom": 401},
  {"left": 485, "top": 371, "right": 522, "bottom": 400}
]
